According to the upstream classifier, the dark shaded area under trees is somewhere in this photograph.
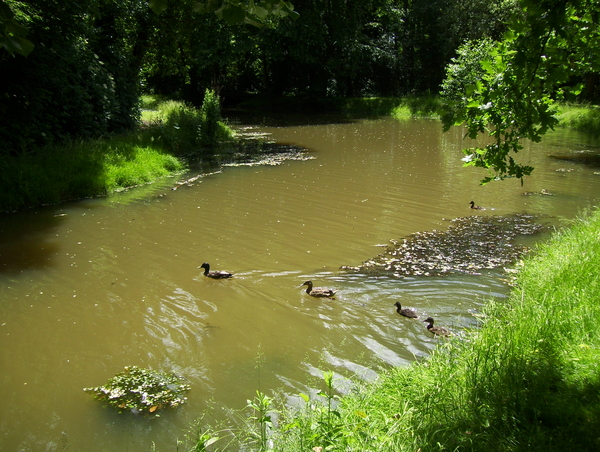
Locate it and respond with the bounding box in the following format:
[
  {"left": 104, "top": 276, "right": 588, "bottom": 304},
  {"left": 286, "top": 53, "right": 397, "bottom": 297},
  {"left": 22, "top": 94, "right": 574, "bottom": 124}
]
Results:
[
  {"left": 0, "top": 0, "right": 597, "bottom": 164},
  {"left": 1, "top": 0, "right": 518, "bottom": 157}
]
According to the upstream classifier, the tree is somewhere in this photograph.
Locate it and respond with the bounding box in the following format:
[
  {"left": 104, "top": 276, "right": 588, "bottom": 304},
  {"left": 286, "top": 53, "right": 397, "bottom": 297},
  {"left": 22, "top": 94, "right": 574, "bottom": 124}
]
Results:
[
  {"left": 441, "top": 0, "right": 600, "bottom": 184},
  {"left": 0, "top": 0, "right": 34, "bottom": 57},
  {"left": 0, "top": 0, "right": 152, "bottom": 154},
  {"left": 149, "top": 0, "right": 299, "bottom": 27}
]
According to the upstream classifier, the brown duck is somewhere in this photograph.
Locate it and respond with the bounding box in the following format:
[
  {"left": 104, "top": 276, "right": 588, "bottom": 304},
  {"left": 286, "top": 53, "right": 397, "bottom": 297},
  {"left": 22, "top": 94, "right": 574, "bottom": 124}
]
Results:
[
  {"left": 423, "top": 317, "right": 451, "bottom": 336},
  {"left": 301, "top": 280, "right": 336, "bottom": 298},
  {"left": 469, "top": 201, "right": 485, "bottom": 210},
  {"left": 199, "top": 262, "right": 233, "bottom": 279},
  {"left": 394, "top": 301, "right": 418, "bottom": 318}
]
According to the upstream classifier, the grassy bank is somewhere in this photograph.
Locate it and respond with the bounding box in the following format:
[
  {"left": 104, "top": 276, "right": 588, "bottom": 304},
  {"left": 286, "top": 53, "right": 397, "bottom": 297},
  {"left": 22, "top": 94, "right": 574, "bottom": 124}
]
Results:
[
  {"left": 0, "top": 92, "right": 234, "bottom": 212},
  {"left": 190, "top": 210, "right": 600, "bottom": 451},
  {"left": 555, "top": 103, "right": 600, "bottom": 136}
]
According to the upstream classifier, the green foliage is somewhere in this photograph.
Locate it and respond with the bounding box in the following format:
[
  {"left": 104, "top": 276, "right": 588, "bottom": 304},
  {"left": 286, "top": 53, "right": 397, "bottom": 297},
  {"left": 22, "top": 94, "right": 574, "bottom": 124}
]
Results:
[
  {"left": 182, "top": 416, "right": 222, "bottom": 452},
  {"left": 149, "top": 0, "right": 299, "bottom": 27},
  {"left": 0, "top": 0, "right": 33, "bottom": 56},
  {"left": 246, "top": 391, "right": 274, "bottom": 451},
  {"left": 0, "top": 129, "right": 186, "bottom": 211},
  {"left": 440, "top": 38, "right": 496, "bottom": 104},
  {"left": 0, "top": 0, "right": 149, "bottom": 154},
  {"left": 200, "top": 88, "right": 224, "bottom": 146},
  {"left": 146, "top": 91, "right": 234, "bottom": 153},
  {"left": 441, "top": 0, "right": 600, "bottom": 184},
  {"left": 83, "top": 366, "right": 191, "bottom": 415},
  {"left": 555, "top": 103, "right": 600, "bottom": 136}
]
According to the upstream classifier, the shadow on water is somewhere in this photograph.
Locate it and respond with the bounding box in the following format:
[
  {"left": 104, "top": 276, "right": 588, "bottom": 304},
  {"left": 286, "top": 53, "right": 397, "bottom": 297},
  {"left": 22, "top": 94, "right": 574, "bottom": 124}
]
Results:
[{"left": 0, "top": 210, "right": 66, "bottom": 273}]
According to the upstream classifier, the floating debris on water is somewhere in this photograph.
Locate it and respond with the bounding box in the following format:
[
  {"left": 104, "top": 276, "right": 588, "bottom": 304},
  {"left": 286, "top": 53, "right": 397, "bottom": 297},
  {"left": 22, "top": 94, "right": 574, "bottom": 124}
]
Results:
[
  {"left": 341, "top": 213, "right": 548, "bottom": 277},
  {"left": 223, "top": 142, "right": 314, "bottom": 167},
  {"left": 522, "top": 188, "right": 554, "bottom": 196}
]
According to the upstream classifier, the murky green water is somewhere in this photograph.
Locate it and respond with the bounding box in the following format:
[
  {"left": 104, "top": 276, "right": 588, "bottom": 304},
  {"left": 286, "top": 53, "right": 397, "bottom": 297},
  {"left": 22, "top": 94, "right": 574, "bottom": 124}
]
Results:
[{"left": 1, "top": 117, "right": 598, "bottom": 451}]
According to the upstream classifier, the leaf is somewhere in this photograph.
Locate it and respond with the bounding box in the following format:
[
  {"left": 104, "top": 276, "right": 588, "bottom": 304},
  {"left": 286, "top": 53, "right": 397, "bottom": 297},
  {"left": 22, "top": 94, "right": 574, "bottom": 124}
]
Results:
[
  {"left": 5, "top": 19, "right": 29, "bottom": 38},
  {"left": 149, "top": 406, "right": 158, "bottom": 413},
  {"left": 1, "top": 35, "right": 34, "bottom": 56},
  {"left": 149, "top": 0, "right": 169, "bottom": 15},
  {"left": 220, "top": 4, "right": 246, "bottom": 24}
]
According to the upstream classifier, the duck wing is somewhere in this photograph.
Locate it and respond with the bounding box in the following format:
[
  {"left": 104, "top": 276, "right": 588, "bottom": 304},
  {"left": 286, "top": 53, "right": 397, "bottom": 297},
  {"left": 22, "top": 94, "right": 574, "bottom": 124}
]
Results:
[
  {"left": 208, "top": 270, "right": 233, "bottom": 279},
  {"left": 309, "top": 287, "right": 336, "bottom": 297}
]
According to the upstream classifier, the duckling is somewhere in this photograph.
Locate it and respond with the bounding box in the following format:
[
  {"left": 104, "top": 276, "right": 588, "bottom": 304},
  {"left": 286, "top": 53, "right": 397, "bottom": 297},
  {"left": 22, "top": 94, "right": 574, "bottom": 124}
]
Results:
[
  {"left": 301, "top": 280, "right": 336, "bottom": 298},
  {"left": 394, "top": 301, "right": 418, "bottom": 318},
  {"left": 198, "top": 262, "right": 233, "bottom": 279},
  {"left": 469, "top": 201, "right": 486, "bottom": 210},
  {"left": 423, "top": 317, "right": 451, "bottom": 336},
  {"left": 469, "top": 201, "right": 485, "bottom": 210}
]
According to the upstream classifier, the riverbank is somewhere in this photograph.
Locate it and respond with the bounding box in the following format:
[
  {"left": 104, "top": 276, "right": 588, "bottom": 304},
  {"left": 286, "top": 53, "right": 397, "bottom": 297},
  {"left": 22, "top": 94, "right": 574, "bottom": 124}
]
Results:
[
  {"left": 196, "top": 209, "right": 600, "bottom": 451},
  {"left": 0, "top": 92, "right": 234, "bottom": 212},
  {"left": 1, "top": 97, "right": 598, "bottom": 213}
]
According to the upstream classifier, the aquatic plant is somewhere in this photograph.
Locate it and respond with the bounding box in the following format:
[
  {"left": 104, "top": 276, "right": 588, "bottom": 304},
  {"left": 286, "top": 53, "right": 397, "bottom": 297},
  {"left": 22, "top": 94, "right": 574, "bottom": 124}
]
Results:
[
  {"left": 83, "top": 366, "right": 190, "bottom": 415},
  {"left": 343, "top": 213, "right": 547, "bottom": 276}
]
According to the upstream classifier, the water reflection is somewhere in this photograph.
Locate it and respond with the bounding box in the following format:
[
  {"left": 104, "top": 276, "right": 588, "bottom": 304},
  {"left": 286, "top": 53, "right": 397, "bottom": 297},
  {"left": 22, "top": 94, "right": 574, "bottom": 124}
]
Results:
[{"left": 0, "top": 117, "right": 598, "bottom": 451}]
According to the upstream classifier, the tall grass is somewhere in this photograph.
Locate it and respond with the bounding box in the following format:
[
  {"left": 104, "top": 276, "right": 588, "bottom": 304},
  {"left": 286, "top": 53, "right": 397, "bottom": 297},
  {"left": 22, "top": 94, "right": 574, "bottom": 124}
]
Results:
[
  {"left": 555, "top": 103, "right": 600, "bottom": 136},
  {"left": 0, "top": 91, "right": 234, "bottom": 211},
  {"left": 188, "top": 210, "right": 600, "bottom": 451}
]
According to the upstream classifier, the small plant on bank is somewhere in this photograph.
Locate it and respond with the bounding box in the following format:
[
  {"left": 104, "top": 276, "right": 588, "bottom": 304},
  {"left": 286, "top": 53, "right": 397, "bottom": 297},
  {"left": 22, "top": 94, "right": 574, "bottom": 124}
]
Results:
[
  {"left": 83, "top": 366, "right": 190, "bottom": 416},
  {"left": 246, "top": 390, "right": 275, "bottom": 451}
]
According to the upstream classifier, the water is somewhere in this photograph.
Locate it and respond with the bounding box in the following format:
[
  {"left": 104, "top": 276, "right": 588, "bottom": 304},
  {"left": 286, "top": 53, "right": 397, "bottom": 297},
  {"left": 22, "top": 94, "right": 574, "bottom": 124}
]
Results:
[{"left": 0, "top": 117, "right": 598, "bottom": 451}]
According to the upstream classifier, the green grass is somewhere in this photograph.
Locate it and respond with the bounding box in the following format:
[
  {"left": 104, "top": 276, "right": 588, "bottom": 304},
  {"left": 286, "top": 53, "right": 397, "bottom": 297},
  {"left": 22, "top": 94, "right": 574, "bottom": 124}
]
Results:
[
  {"left": 187, "top": 210, "right": 600, "bottom": 451},
  {"left": 0, "top": 132, "right": 186, "bottom": 211},
  {"left": 0, "top": 93, "right": 234, "bottom": 212},
  {"left": 555, "top": 102, "right": 600, "bottom": 136}
]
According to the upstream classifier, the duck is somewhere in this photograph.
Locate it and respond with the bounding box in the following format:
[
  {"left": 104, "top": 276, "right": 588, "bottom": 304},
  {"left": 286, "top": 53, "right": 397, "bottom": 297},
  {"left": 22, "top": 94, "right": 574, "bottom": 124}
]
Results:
[
  {"left": 469, "top": 201, "right": 485, "bottom": 210},
  {"left": 198, "top": 262, "right": 233, "bottom": 279},
  {"left": 423, "top": 317, "right": 451, "bottom": 336},
  {"left": 394, "top": 301, "right": 418, "bottom": 318},
  {"left": 301, "top": 280, "right": 336, "bottom": 298}
]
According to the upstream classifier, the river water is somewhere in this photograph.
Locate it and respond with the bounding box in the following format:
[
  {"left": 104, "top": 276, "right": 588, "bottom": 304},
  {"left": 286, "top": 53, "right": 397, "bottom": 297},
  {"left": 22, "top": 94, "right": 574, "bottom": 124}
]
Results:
[{"left": 0, "top": 116, "right": 599, "bottom": 451}]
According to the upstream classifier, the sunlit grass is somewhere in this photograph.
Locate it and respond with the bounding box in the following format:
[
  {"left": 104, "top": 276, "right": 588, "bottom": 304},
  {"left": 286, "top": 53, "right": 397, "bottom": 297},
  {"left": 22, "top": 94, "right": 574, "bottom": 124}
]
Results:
[
  {"left": 0, "top": 92, "right": 236, "bottom": 211},
  {"left": 555, "top": 102, "right": 600, "bottom": 136},
  {"left": 0, "top": 132, "right": 187, "bottom": 211}
]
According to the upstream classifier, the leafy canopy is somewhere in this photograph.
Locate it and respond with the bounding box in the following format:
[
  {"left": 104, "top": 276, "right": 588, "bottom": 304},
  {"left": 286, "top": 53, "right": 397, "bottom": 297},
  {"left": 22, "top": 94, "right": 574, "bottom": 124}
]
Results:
[
  {"left": 441, "top": 0, "right": 600, "bottom": 184},
  {"left": 0, "top": 1, "right": 33, "bottom": 56},
  {"left": 149, "top": 0, "right": 299, "bottom": 27}
]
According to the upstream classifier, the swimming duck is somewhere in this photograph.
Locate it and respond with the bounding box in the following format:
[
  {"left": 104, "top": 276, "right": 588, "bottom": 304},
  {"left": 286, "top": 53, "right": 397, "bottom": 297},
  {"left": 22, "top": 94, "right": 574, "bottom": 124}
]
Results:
[
  {"left": 198, "top": 262, "right": 233, "bottom": 279},
  {"left": 394, "top": 301, "right": 418, "bottom": 318},
  {"left": 423, "top": 317, "right": 451, "bottom": 336},
  {"left": 469, "top": 201, "right": 485, "bottom": 210},
  {"left": 301, "top": 280, "right": 336, "bottom": 298}
]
